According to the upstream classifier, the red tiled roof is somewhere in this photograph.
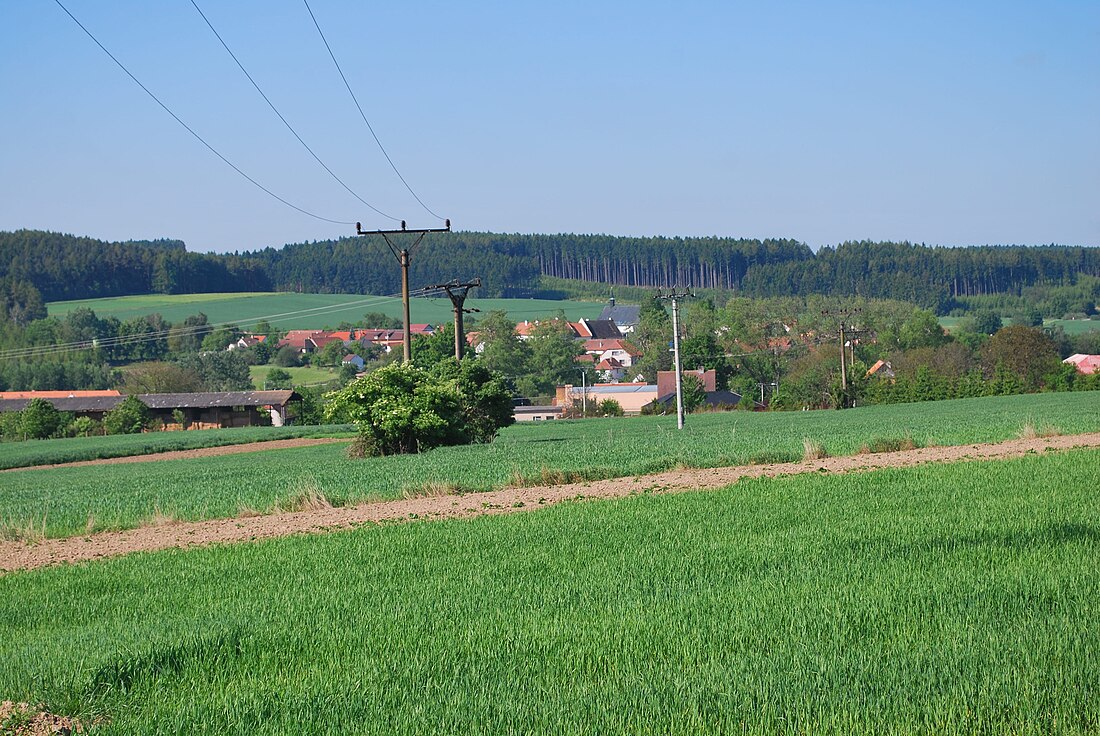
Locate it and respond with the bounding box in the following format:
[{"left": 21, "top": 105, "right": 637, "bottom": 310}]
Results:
[
  {"left": 0, "top": 390, "right": 121, "bottom": 400},
  {"left": 309, "top": 334, "right": 343, "bottom": 349},
  {"left": 1065, "top": 354, "right": 1100, "bottom": 375},
  {"left": 583, "top": 339, "right": 641, "bottom": 356}
]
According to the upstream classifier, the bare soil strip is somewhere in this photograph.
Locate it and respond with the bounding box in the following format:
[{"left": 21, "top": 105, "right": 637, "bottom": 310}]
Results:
[
  {"left": 3, "top": 432, "right": 1099, "bottom": 573},
  {"left": 2, "top": 437, "right": 350, "bottom": 472}
]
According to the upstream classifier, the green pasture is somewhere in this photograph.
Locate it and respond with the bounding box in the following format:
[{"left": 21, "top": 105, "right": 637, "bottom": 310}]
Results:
[
  {"left": 0, "top": 426, "right": 354, "bottom": 471},
  {"left": 2, "top": 449, "right": 1099, "bottom": 733},
  {"left": 248, "top": 364, "right": 342, "bottom": 389},
  {"left": 1046, "top": 317, "right": 1100, "bottom": 335},
  {"left": 3, "top": 392, "right": 1098, "bottom": 539},
  {"left": 46, "top": 292, "right": 605, "bottom": 330}
]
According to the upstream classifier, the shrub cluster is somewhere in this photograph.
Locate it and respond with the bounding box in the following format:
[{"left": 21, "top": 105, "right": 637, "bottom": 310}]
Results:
[{"left": 324, "top": 359, "right": 514, "bottom": 456}]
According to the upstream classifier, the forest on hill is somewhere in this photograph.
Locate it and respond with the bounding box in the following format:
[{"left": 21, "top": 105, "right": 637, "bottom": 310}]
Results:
[{"left": 2, "top": 229, "right": 1099, "bottom": 316}]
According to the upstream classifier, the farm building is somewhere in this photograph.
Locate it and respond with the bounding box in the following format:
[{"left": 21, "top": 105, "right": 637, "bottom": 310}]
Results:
[
  {"left": 0, "top": 390, "right": 299, "bottom": 429},
  {"left": 1064, "top": 354, "right": 1100, "bottom": 375},
  {"left": 556, "top": 383, "right": 658, "bottom": 415},
  {"left": 513, "top": 405, "right": 563, "bottom": 421},
  {"left": 597, "top": 298, "right": 641, "bottom": 334}
]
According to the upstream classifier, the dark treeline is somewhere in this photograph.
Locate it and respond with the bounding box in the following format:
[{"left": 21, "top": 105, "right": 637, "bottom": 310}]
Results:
[
  {"left": 503, "top": 233, "right": 813, "bottom": 289},
  {"left": 245, "top": 235, "right": 540, "bottom": 298},
  {"left": 0, "top": 230, "right": 270, "bottom": 302},
  {"left": 740, "top": 241, "right": 1100, "bottom": 311},
  {"left": 4, "top": 230, "right": 1099, "bottom": 313}
]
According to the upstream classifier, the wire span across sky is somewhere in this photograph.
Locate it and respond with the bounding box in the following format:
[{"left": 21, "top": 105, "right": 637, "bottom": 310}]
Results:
[{"left": 1, "top": 1, "right": 1097, "bottom": 252}]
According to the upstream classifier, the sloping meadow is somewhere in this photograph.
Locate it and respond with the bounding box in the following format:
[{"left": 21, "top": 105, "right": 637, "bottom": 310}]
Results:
[
  {"left": 2, "top": 392, "right": 1100, "bottom": 540},
  {"left": 2, "top": 448, "right": 1098, "bottom": 733}
]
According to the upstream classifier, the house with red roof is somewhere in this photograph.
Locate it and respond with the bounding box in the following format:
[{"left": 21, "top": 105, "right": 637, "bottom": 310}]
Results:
[
  {"left": 1064, "top": 354, "right": 1100, "bottom": 375},
  {"left": 582, "top": 338, "right": 641, "bottom": 369}
]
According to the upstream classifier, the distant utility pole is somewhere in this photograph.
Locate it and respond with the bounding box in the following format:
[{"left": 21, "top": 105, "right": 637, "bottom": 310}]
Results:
[
  {"left": 425, "top": 278, "right": 481, "bottom": 360},
  {"left": 657, "top": 289, "right": 693, "bottom": 429},
  {"left": 822, "top": 307, "right": 864, "bottom": 408},
  {"left": 357, "top": 219, "right": 451, "bottom": 362}
]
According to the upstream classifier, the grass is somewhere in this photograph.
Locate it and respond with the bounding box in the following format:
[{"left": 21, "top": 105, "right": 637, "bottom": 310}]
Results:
[
  {"left": 248, "top": 364, "right": 342, "bottom": 388},
  {"left": 46, "top": 292, "right": 605, "bottom": 330},
  {"left": 1, "top": 449, "right": 1099, "bottom": 733},
  {"left": 0, "top": 425, "right": 354, "bottom": 471},
  {"left": 1044, "top": 317, "right": 1100, "bottom": 336},
  {"left": 1, "top": 392, "right": 1098, "bottom": 539}
]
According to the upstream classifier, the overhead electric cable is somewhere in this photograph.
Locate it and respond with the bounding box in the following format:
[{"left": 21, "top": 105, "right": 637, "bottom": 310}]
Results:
[
  {"left": 52, "top": 0, "right": 354, "bottom": 226},
  {"left": 302, "top": 0, "right": 446, "bottom": 222},
  {"left": 188, "top": 0, "right": 399, "bottom": 223},
  {"left": 0, "top": 288, "right": 448, "bottom": 361}
]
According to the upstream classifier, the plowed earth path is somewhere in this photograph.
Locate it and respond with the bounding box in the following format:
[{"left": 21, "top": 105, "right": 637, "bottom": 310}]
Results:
[{"left": 4, "top": 432, "right": 1099, "bottom": 573}]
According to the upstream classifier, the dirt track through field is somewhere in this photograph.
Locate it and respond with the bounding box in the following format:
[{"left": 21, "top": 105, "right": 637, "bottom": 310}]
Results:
[
  {"left": 1, "top": 437, "right": 350, "bottom": 472},
  {"left": 3, "top": 432, "right": 1100, "bottom": 573}
]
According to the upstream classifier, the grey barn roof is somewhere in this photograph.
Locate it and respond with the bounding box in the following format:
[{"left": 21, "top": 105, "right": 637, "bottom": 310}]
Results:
[
  {"left": 0, "top": 390, "right": 298, "bottom": 414},
  {"left": 598, "top": 304, "right": 642, "bottom": 327},
  {"left": 136, "top": 391, "right": 298, "bottom": 409}
]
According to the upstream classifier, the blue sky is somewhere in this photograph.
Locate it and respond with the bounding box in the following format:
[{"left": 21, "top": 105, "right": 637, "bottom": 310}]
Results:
[{"left": 2, "top": 1, "right": 1097, "bottom": 253}]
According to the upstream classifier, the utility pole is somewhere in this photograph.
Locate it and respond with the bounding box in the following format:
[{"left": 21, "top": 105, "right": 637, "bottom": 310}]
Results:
[
  {"left": 822, "top": 308, "right": 864, "bottom": 408},
  {"left": 574, "top": 367, "right": 587, "bottom": 416},
  {"left": 424, "top": 278, "right": 481, "bottom": 360},
  {"left": 356, "top": 219, "right": 451, "bottom": 362},
  {"left": 657, "top": 289, "right": 693, "bottom": 429}
]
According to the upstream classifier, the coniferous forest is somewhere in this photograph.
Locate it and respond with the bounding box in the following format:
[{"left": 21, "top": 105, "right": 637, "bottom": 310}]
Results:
[{"left": 2, "top": 229, "right": 1099, "bottom": 313}]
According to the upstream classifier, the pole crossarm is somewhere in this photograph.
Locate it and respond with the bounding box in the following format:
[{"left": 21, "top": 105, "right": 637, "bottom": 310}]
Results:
[
  {"left": 821, "top": 308, "right": 868, "bottom": 406},
  {"left": 423, "top": 278, "right": 481, "bottom": 360},
  {"left": 357, "top": 220, "right": 450, "bottom": 263},
  {"left": 354, "top": 219, "right": 452, "bottom": 362},
  {"left": 655, "top": 288, "right": 694, "bottom": 429}
]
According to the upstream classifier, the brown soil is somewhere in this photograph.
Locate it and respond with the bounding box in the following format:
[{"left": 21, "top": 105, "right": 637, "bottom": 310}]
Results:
[
  {"left": 3, "top": 432, "right": 1099, "bottom": 573},
  {"left": 0, "top": 700, "right": 85, "bottom": 734},
  {"left": 2, "top": 437, "right": 349, "bottom": 472}
]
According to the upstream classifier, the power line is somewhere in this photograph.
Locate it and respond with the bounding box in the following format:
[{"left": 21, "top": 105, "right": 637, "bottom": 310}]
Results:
[
  {"left": 188, "top": 0, "right": 399, "bottom": 224},
  {"left": 302, "top": 0, "right": 446, "bottom": 222},
  {"left": 0, "top": 289, "right": 448, "bottom": 361},
  {"left": 52, "top": 0, "right": 354, "bottom": 226}
]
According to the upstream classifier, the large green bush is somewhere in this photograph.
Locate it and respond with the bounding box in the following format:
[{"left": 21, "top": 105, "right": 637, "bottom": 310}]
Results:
[
  {"left": 19, "top": 398, "right": 71, "bottom": 440},
  {"left": 325, "top": 360, "right": 513, "bottom": 456},
  {"left": 103, "top": 396, "right": 151, "bottom": 435}
]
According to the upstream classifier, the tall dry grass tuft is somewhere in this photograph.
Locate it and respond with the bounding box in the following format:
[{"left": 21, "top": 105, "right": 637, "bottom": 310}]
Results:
[
  {"left": 1018, "top": 419, "right": 1061, "bottom": 440},
  {"left": 802, "top": 438, "right": 828, "bottom": 461},
  {"left": 278, "top": 490, "right": 333, "bottom": 513},
  {"left": 148, "top": 506, "right": 179, "bottom": 527},
  {"left": 0, "top": 516, "right": 47, "bottom": 543},
  {"left": 237, "top": 504, "right": 263, "bottom": 518}
]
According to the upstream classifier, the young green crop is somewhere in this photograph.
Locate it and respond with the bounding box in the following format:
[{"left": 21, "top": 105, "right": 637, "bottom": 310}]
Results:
[
  {"left": 46, "top": 292, "right": 604, "bottom": 330},
  {"left": 1, "top": 391, "right": 1099, "bottom": 539},
  {"left": 0, "top": 424, "right": 354, "bottom": 471},
  {"left": 1, "top": 449, "right": 1098, "bottom": 734}
]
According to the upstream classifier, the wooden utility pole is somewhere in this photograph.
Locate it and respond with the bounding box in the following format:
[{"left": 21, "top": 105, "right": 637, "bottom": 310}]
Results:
[
  {"left": 822, "top": 308, "right": 862, "bottom": 408},
  {"left": 424, "top": 278, "right": 481, "bottom": 360},
  {"left": 657, "top": 289, "right": 693, "bottom": 429},
  {"left": 356, "top": 219, "right": 451, "bottom": 362}
]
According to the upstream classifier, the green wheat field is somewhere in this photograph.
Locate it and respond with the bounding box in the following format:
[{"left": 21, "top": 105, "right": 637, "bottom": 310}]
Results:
[
  {"left": 46, "top": 292, "right": 604, "bottom": 330},
  {"left": 2, "top": 392, "right": 1099, "bottom": 540},
  {"left": 2, "top": 448, "right": 1098, "bottom": 734}
]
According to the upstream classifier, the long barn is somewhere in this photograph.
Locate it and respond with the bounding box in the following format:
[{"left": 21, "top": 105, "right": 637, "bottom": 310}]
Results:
[{"left": 0, "top": 390, "right": 300, "bottom": 429}]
